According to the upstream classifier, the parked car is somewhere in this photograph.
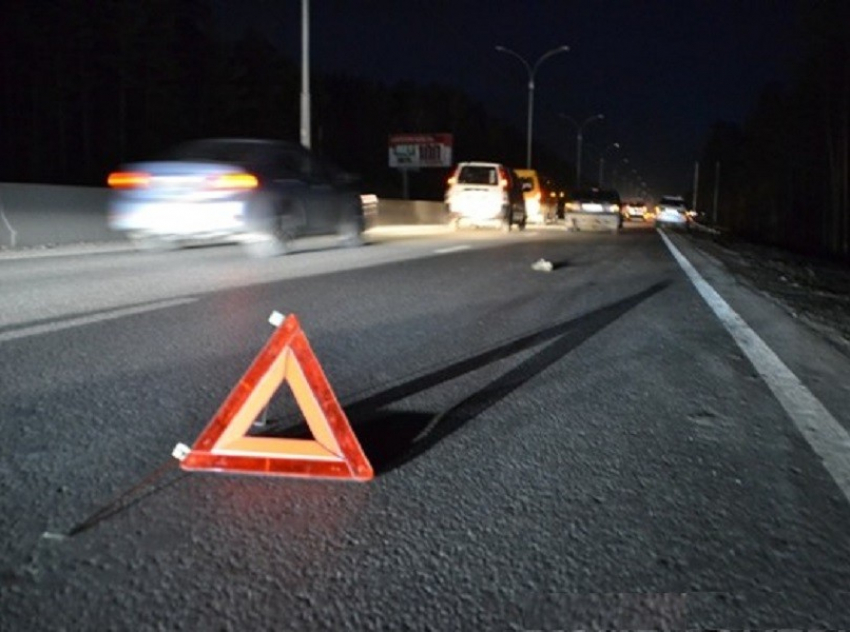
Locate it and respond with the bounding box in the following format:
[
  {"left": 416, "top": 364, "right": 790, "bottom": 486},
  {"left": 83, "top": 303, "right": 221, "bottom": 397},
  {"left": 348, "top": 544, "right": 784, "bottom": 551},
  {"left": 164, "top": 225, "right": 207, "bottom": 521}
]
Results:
[
  {"left": 107, "top": 138, "right": 365, "bottom": 255},
  {"left": 654, "top": 195, "right": 690, "bottom": 230},
  {"left": 514, "top": 168, "right": 556, "bottom": 225},
  {"left": 564, "top": 188, "right": 623, "bottom": 232},
  {"left": 444, "top": 161, "right": 527, "bottom": 231}
]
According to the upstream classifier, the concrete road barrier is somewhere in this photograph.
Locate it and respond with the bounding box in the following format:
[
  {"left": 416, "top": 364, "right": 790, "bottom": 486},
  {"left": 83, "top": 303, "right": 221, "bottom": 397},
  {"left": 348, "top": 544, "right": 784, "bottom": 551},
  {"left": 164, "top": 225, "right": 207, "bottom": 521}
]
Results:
[
  {"left": 0, "top": 183, "right": 118, "bottom": 248},
  {"left": 371, "top": 198, "right": 451, "bottom": 227}
]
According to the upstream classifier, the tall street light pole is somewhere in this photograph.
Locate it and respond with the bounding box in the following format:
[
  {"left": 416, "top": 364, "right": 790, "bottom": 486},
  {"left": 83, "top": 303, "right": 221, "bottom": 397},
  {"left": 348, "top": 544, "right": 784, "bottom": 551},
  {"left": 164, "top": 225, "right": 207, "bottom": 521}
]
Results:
[
  {"left": 612, "top": 156, "right": 628, "bottom": 192},
  {"left": 495, "top": 44, "right": 570, "bottom": 168},
  {"left": 560, "top": 113, "right": 604, "bottom": 186},
  {"left": 598, "top": 142, "right": 620, "bottom": 186},
  {"left": 300, "top": 0, "right": 311, "bottom": 149}
]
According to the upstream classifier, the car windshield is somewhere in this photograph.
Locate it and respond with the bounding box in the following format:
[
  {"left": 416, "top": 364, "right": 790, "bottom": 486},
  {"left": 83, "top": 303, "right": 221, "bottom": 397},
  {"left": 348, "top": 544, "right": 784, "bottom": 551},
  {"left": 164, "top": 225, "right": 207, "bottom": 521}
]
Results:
[{"left": 458, "top": 166, "right": 498, "bottom": 185}]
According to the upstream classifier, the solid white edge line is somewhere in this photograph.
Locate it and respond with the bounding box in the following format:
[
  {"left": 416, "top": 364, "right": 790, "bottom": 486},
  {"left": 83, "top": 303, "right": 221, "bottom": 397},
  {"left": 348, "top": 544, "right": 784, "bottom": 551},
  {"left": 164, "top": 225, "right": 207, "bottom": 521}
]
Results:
[
  {"left": 0, "top": 298, "right": 198, "bottom": 343},
  {"left": 434, "top": 245, "right": 472, "bottom": 254},
  {"left": 659, "top": 229, "right": 850, "bottom": 502}
]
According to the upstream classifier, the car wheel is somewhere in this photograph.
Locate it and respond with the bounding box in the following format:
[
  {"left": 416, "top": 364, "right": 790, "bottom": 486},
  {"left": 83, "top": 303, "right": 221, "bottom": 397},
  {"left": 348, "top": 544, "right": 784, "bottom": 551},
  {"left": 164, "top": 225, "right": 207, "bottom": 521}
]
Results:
[
  {"left": 246, "top": 221, "right": 293, "bottom": 257},
  {"left": 337, "top": 215, "right": 364, "bottom": 248},
  {"left": 244, "top": 195, "right": 296, "bottom": 257}
]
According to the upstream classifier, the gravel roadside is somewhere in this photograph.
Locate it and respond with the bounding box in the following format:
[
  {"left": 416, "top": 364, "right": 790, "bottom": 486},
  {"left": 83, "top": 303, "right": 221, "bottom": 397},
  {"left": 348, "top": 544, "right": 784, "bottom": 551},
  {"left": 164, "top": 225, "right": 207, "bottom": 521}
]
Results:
[{"left": 685, "top": 228, "right": 850, "bottom": 358}]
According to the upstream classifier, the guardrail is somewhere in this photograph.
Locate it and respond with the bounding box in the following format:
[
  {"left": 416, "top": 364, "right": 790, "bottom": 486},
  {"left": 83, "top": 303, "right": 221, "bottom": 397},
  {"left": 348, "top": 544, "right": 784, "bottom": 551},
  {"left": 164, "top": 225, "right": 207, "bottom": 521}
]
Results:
[{"left": 0, "top": 182, "right": 449, "bottom": 250}]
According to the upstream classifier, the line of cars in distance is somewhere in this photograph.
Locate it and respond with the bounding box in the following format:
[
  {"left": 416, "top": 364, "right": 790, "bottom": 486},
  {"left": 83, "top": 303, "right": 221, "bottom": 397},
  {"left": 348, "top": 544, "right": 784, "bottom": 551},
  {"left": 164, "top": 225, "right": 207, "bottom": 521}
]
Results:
[
  {"left": 106, "top": 139, "right": 697, "bottom": 257},
  {"left": 444, "top": 161, "right": 695, "bottom": 234}
]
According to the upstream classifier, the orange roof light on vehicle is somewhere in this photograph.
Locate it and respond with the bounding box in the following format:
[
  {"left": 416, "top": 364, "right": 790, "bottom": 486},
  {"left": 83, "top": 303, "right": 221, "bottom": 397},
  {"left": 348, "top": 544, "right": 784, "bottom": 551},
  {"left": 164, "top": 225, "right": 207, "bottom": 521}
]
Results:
[
  {"left": 207, "top": 173, "right": 259, "bottom": 190},
  {"left": 107, "top": 171, "right": 150, "bottom": 189}
]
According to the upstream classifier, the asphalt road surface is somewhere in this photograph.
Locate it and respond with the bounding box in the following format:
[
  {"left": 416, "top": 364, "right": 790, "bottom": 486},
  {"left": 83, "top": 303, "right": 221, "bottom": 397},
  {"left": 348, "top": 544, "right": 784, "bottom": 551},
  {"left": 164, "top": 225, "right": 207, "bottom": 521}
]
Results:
[{"left": 2, "top": 223, "right": 850, "bottom": 630}]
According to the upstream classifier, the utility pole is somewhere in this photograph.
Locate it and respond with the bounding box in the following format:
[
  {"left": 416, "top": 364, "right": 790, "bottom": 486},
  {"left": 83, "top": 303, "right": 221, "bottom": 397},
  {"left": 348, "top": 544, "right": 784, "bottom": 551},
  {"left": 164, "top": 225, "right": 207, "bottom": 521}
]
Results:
[
  {"left": 712, "top": 161, "right": 720, "bottom": 225},
  {"left": 300, "top": 0, "right": 311, "bottom": 149},
  {"left": 693, "top": 161, "right": 699, "bottom": 217}
]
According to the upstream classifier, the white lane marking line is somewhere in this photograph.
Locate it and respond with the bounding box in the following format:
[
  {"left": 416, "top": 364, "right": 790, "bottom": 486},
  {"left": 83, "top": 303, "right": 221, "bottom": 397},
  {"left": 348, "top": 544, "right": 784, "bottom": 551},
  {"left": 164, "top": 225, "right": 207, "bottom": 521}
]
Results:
[
  {"left": 0, "top": 298, "right": 198, "bottom": 343},
  {"left": 659, "top": 230, "right": 850, "bottom": 502},
  {"left": 434, "top": 245, "right": 471, "bottom": 254},
  {"left": 0, "top": 243, "right": 136, "bottom": 260},
  {"left": 365, "top": 225, "right": 453, "bottom": 236}
]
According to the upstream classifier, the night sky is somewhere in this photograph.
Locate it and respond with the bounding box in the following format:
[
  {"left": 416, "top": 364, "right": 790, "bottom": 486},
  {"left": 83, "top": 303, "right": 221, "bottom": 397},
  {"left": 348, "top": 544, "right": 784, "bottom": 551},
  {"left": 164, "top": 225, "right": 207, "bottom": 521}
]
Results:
[{"left": 214, "top": 0, "right": 803, "bottom": 197}]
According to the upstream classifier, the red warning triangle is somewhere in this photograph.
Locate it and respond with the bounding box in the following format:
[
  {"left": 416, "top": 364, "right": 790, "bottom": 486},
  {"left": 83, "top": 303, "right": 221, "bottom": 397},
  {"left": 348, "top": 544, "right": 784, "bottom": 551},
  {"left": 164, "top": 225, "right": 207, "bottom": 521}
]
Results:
[{"left": 180, "top": 314, "right": 373, "bottom": 481}]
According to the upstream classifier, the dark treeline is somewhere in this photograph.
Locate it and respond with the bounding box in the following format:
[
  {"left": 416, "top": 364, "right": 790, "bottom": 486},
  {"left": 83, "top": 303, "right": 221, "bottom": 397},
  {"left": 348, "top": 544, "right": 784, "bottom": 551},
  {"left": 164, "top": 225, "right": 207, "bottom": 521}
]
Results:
[
  {"left": 698, "top": 3, "right": 849, "bottom": 261},
  {"left": 0, "top": 1, "right": 571, "bottom": 200}
]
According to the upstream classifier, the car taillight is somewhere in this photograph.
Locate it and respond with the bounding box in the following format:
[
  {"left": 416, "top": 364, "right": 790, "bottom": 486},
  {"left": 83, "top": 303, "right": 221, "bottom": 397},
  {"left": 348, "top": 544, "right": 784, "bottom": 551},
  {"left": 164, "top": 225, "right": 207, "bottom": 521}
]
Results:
[
  {"left": 107, "top": 171, "right": 150, "bottom": 189},
  {"left": 206, "top": 173, "right": 258, "bottom": 190},
  {"left": 447, "top": 176, "right": 457, "bottom": 186},
  {"left": 533, "top": 192, "right": 541, "bottom": 201}
]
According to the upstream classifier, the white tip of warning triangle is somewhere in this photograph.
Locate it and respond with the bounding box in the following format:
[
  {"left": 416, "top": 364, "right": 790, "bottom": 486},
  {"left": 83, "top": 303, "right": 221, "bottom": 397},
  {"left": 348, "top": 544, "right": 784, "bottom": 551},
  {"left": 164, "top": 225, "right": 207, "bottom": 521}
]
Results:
[
  {"left": 172, "top": 443, "right": 191, "bottom": 461},
  {"left": 269, "top": 311, "right": 286, "bottom": 327}
]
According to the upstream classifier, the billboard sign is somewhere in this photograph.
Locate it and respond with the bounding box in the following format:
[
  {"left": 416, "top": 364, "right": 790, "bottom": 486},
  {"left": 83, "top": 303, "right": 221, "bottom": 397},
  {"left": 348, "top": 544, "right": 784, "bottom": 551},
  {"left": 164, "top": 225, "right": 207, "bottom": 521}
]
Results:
[{"left": 388, "top": 133, "right": 453, "bottom": 168}]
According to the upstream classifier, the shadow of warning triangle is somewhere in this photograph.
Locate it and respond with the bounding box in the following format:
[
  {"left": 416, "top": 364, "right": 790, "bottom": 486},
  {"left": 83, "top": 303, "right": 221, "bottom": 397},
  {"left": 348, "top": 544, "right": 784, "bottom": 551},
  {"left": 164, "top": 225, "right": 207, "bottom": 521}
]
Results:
[{"left": 178, "top": 313, "right": 373, "bottom": 481}]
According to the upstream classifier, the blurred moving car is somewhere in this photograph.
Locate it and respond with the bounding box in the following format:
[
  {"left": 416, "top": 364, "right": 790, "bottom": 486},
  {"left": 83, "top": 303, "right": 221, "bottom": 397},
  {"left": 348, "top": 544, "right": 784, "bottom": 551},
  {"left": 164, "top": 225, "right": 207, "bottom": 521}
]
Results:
[
  {"left": 514, "top": 169, "right": 556, "bottom": 225},
  {"left": 622, "top": 199, "right": 648, "bottom": 222},
  {"left": 444, "top": 161, "right": 527, "bottom": 231},
  {"left": 564, "top": 188, "right": 623, "bottom": 232},
  {"left": 654, "top": 195, "right": 690, "bottom": 230},
  {"left": 107, "top": 138, "right": 365, "bottom": 255}
]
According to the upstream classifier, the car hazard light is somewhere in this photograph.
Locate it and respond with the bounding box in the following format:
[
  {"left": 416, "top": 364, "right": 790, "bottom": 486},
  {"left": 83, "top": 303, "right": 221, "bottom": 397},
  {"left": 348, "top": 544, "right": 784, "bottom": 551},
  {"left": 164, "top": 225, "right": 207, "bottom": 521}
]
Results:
[
  {"left": 107, "top": 171, "right": 150, "bottom": 189},
  {"left": 206, "top": 173, "right": 259, "bottom": 190}
]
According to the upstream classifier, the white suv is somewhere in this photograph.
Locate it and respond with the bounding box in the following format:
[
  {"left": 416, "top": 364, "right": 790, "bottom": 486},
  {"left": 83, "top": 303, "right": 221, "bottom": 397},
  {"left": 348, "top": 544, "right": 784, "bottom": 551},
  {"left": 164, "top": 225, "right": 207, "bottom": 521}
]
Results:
[{"left": 445, "top": 162, "right": 527, "bottom": 230}]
